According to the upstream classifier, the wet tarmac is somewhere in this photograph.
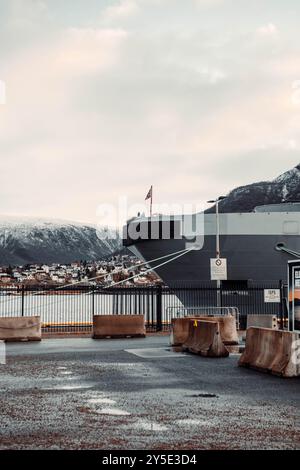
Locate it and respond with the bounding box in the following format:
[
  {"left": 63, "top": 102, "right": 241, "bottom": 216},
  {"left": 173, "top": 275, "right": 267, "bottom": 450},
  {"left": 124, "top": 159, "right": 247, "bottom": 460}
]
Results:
[{"left": 0, "top": 336, "right": 299, "bottom": 450}]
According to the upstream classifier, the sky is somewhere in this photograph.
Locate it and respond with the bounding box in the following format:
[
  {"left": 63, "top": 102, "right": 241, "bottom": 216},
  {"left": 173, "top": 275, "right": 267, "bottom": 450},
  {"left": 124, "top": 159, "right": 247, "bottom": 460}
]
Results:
[{"left": 0, "top": 0, "right": 300, "bottom": 224}]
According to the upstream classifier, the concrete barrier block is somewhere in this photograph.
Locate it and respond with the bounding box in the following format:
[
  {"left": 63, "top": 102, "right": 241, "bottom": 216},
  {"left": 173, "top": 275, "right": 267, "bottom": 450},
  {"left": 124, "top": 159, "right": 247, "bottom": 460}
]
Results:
[
  {"left": 93, "top": 314, "right": 146, "bottom": 339},
  {"left": 193, "top": 315, "right": 239, "bottom": 345},
  {"left": 0, "top": 316, "right": 41, "bottom": 342},
  {"left": 170, "top": 317, "right": 198, "bottom": 346},
  {"left": 170, "top": 315, "right": 239, "bottom": 346},
  {"left": 183, "top": 320, "right": 229, "bottom": 357},
  {"left": 239, "top": 327, "right": 300, "bottom": 377},
  {"left": 247, "top": 314, "right": 278, "bottom": 330}
]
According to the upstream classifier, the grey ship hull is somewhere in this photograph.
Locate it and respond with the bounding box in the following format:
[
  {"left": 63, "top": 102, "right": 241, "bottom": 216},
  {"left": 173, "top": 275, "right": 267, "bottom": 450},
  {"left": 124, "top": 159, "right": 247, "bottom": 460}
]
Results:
[
  {"left": 128, "top": 235, "right": 297, "bottom": 284},
  {"left": 124, "top": 205, "right": 300, "bottom": 285}
]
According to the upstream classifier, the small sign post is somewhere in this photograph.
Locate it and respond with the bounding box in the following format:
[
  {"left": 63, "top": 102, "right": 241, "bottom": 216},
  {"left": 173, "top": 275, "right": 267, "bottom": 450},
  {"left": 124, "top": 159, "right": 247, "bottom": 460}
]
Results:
[{"left": 210, "top": 258, "right": 227, "bottom": 281}]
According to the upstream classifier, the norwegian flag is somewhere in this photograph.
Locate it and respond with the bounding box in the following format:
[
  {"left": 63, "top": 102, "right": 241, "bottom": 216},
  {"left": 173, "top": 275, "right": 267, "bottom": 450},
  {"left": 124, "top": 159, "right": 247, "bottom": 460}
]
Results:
[{"left": 145, "top": 186, "right": 153, "bottom": 201}]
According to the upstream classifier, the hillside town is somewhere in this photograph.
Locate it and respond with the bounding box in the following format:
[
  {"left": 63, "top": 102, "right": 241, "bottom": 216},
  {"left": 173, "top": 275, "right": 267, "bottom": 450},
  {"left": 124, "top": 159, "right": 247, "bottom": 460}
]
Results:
[{"left": 0, "top": 255, "right": 161, "bottom": 288}]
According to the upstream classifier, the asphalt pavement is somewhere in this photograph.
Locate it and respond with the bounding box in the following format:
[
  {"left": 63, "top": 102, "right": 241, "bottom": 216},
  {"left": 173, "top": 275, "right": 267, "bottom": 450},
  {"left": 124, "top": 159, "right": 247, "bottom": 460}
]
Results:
[{"left": 0, "top": 336, "right": 299, "bottom": 450}]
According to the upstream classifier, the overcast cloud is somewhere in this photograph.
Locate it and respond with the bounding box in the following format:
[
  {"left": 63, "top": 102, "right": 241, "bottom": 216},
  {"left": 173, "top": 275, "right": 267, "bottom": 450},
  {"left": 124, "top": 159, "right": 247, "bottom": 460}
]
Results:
[{"left": 0, "top": 0, "right": 300, "bottom": 223}]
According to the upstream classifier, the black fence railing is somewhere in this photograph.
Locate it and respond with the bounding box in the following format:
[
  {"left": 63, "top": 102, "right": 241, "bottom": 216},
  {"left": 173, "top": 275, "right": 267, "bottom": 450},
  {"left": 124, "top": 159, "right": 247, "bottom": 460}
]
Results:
[{"left": 0, "top": 282, "right": 287, "bottom": 333}]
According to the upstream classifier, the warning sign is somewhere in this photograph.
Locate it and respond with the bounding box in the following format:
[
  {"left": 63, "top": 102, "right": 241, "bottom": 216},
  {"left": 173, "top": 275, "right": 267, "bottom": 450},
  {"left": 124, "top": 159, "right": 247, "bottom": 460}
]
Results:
[{"left": 210, "top": 258, "right": 227, "bottom": 281}]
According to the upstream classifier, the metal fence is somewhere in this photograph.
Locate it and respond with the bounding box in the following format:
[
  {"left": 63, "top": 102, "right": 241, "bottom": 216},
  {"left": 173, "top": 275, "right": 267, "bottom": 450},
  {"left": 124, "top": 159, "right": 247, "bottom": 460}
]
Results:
[
  {"left": 0, "top": 282, "right": 287, "bottom": 333},
  {"left": 166, "top": 306, "right": 240, "bottom": 330}
]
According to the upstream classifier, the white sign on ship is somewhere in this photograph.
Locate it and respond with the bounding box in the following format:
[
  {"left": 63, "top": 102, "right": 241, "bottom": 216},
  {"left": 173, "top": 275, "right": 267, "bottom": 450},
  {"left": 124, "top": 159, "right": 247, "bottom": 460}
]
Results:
[{"left": 210, "top": 258, "right": 227, "bottom": 281}]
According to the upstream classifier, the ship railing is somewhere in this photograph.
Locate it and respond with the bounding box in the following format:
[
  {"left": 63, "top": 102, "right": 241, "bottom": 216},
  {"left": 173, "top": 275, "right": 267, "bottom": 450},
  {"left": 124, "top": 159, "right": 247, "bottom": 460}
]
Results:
[{"left": 166, "top": 306, "right": 240, "bottom": 330}]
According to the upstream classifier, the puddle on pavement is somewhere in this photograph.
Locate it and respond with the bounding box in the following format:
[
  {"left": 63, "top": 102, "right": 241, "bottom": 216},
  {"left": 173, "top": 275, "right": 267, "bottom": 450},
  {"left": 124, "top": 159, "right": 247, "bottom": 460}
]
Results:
[
  {"left": 88, "top": 398, "right": 116, "bottom": 405},
  {"left": 125, "top": 348, "right": 187, "bottom": 359},
  {"left": 98, "top": 408, "right": 131, "bottom": 416},
  {"left": 47, "top": 384, "right": 93, "bottom": 391},
  {"left": 86, "top": 392, "right": 106, "bottom": 399},
  {"left": 186, "top": 393, "right": 218, "bottom": 398},
  {"left": 133, "top": 420, "right": 168, "bottom": 432}
]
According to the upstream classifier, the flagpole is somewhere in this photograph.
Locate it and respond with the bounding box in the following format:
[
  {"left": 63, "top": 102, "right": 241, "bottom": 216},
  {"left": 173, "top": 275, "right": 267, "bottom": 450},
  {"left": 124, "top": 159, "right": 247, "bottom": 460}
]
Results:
[{"left": 150, "top": 185, "right": 153, "bottom": 217}]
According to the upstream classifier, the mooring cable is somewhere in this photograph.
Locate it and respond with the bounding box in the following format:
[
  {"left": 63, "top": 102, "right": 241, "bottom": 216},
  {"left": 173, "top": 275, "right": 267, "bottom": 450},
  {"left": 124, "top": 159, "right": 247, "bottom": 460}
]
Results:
[
  {"left": 3, "top": 247, "right": 193, "bottom": 315},
  {"left": 0, "top": 246, "right": 190, "bottom": 306}
]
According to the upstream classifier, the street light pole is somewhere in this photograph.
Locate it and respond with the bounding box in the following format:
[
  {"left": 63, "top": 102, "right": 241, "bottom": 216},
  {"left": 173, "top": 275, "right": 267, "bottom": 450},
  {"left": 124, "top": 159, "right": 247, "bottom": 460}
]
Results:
[
  {"left": 207, "top": 196, "right": 226, "bottom": 308},
  {"left": 216, "top": 198, "right": 220, "bottom": 259},
  {"left": 215, "top": 199, "right": 221, "bottom": 307},
  {"left": 207, "top": 196, "right": 226, "bottom": 259}
]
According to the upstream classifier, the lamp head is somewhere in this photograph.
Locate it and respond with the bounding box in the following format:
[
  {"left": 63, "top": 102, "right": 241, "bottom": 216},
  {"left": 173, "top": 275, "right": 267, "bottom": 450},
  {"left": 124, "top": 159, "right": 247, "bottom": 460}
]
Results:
[{"left": 207, "top": 196, "right": 227, "bottom": 204}]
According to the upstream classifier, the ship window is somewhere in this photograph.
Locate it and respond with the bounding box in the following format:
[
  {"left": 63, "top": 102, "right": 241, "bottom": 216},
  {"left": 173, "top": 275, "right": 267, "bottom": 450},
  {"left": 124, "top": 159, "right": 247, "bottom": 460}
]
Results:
[{"left": 283, "top": 221, "right": 299, "bottom": 234}]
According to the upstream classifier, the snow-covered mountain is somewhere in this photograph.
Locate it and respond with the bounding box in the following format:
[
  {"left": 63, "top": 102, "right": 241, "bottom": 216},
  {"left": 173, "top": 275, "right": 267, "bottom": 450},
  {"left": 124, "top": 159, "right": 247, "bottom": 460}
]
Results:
[
  {"left": 207, "top": 164, "right": 300, "bottom": 213},
  {"left": 0, "top": 216, "right": 121, "bottom": 266}
]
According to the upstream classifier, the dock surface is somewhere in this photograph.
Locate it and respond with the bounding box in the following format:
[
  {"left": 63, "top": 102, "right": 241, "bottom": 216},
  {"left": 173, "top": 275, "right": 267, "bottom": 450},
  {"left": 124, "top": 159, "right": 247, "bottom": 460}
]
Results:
[{"left": 1, "top": 336, "right": 299, "bottom": 450}]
